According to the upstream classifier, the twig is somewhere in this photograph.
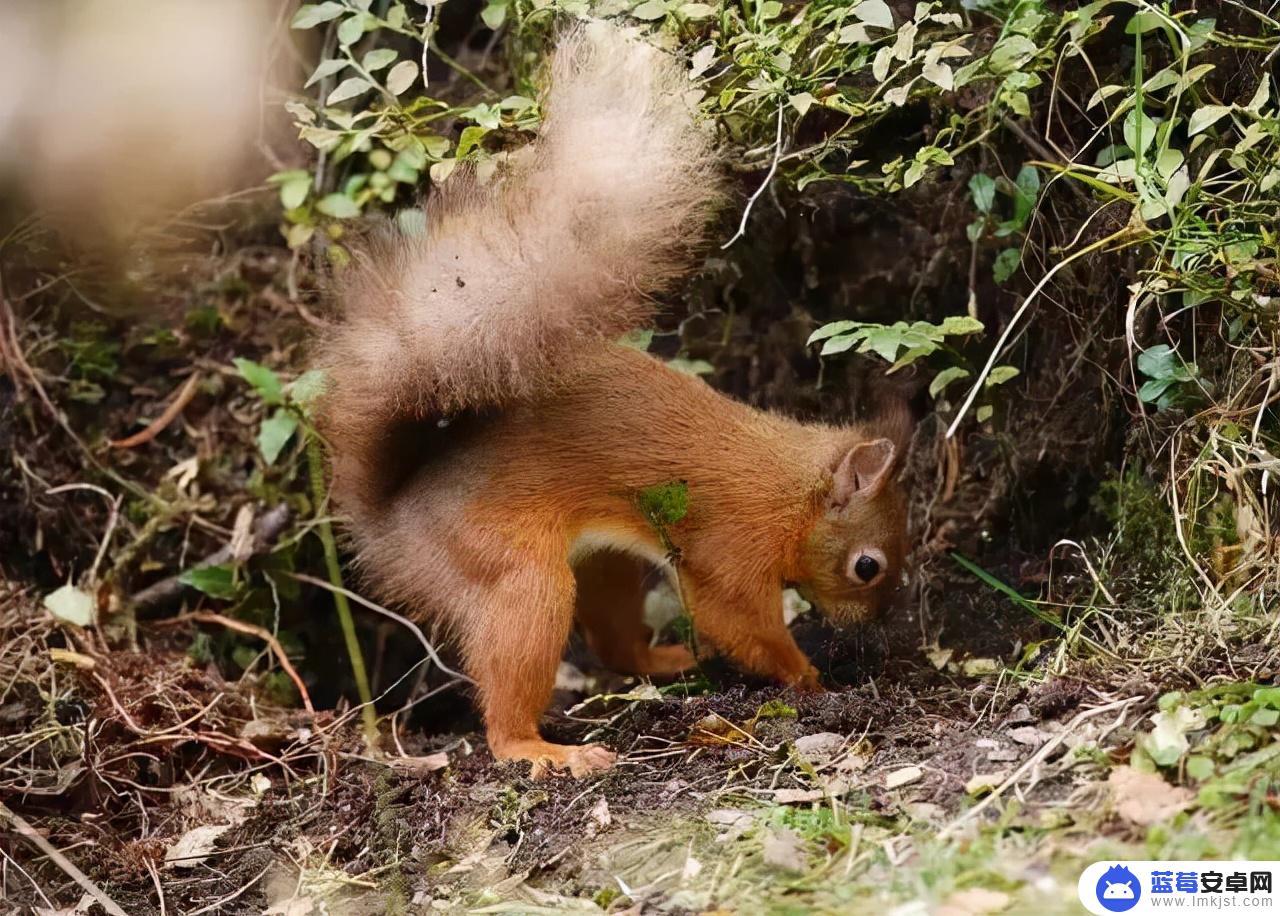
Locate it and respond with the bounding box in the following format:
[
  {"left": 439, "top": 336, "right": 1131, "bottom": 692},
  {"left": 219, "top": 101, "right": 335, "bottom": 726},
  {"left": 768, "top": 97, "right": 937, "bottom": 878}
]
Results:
[
  {"left": 187, "top": 863, "right": 271, "bottom": 916},
  {"left": 946, "top": 225, "right": 1147, "bottom": 437},
  {"left": 721, "top": 104, "right": 786, "bottom": 250},
  {"left": 146, "top": 857, "right": 167, "bottom": 916},
  {"left": 174, "top": 611, "right": 315, "bottom": 714},
  {"left": 109, "top": 373, "right": 202, "bottom": 449},
  {"left": 938, "top": 695, "right": 1143, "bottom": 838},
  {"left": 0, "top": 800, "right": 129, "bottom": 916},
  {"left": 46, "top": 483, "right": 121, "bottom": 585},
  {"left": 129, "top": 504, "right": 292, "bottom": 612},
  {"left": 289, "top": 571, "right": 471, "bottom": 684}
]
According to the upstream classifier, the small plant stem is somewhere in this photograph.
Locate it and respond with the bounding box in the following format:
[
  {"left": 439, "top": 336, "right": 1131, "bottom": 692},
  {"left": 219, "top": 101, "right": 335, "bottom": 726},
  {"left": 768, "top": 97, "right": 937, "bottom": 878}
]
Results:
[{"left": 306, "top": 433, "right": 378, "bottom": 748}]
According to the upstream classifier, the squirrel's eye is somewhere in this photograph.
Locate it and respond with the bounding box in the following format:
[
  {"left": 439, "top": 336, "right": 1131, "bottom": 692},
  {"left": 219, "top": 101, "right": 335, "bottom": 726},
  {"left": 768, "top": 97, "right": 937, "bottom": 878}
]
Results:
[{"left": 853, "top": 554, "right": 880, "bottom": 583}]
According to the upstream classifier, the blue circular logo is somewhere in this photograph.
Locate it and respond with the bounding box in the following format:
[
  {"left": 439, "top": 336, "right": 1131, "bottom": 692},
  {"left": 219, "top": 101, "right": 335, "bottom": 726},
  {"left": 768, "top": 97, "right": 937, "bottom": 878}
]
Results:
[{"left": 1096, "top": 865, "right": 1142, "bottom": 912}]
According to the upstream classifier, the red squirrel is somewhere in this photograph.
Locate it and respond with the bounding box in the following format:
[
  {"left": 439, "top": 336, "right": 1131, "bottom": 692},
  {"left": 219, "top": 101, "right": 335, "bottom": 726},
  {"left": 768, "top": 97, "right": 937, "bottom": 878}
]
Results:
[{"left": 316, "top": 22, "right": 910, "bottom": 778}]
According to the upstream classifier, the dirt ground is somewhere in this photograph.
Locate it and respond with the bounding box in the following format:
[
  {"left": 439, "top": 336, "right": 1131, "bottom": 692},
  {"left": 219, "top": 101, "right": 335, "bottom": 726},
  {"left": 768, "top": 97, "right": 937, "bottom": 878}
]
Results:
[
  {"left": 1, "top": 15, "right": 1273, "bottom": 904},
  {"left": 2, "top": 571, "right": 1172, "bottom": 915}
]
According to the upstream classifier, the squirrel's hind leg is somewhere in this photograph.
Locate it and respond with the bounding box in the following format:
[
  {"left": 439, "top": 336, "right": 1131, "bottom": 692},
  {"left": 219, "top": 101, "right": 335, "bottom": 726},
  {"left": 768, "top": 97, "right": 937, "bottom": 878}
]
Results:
[
  {"left": 465, "top": 547, "right": 617, "bottom": 779},
  {"left": 574, "top": 549, "right": 695, "bottom": 678}
]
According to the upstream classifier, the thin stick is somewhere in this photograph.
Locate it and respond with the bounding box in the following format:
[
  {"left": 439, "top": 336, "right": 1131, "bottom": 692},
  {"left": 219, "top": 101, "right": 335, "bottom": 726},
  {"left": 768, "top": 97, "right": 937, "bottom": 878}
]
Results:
[
  {"left": 0, "top": 800, "right": 129, "bottom": 916},
  {"left": 181, "top": 611, "right": 315, "bottom": 714},
  {"left": 110, "top": 372, "right": 202, "bottom": 449},
  {"left": 46, "top": 483, "right": 121, "bottom": 584},
  {"left": 938, "top": 695, "right": 1142, "bottom": 838},
  {"left": 721, "top": 104, "right": 785, "bottom": 250},
  {"left": 289, "top": 572, "right": 471, "bottom": 683},
  {"left": 946, "top": 225, "right": 1147, "bottom": 438}
]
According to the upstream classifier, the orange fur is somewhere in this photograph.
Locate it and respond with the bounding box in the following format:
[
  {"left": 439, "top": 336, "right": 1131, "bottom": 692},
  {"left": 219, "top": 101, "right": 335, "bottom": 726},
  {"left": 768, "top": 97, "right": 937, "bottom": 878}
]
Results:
[{"left": 316, "top": 23, "right": 910, "bottom": 778}]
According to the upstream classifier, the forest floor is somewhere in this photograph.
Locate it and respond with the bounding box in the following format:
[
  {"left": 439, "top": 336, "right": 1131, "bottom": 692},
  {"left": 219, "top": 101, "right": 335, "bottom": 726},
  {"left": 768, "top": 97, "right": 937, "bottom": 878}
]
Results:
[
  {"left": 2, "top": 578, "right": 1202, "bottom": 916},
  {"left": 1, "top": 141, "right": 1275, "bottom": 916}
]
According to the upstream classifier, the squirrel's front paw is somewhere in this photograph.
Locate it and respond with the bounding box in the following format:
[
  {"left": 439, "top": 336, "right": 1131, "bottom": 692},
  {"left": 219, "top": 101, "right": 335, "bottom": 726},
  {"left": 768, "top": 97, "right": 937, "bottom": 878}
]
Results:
[
  {"left": 791, "top": 666, "right": 825, "bottom": 694},
  {"left": 494, "top": 738, "right": 618, "bottom": 779}
]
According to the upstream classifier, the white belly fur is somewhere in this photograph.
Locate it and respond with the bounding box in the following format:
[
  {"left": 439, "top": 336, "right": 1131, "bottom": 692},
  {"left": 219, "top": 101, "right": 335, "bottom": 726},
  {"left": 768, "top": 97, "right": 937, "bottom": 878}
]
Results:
[{"left": 569, "top": 524, "right": 673, "bottom": 574}]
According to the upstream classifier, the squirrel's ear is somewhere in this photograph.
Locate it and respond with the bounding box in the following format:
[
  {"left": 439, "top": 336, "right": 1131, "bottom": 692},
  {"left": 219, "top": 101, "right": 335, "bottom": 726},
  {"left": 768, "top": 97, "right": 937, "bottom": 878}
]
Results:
[{"left": 831, "top": 438, "right": 896, "bottom": 508}]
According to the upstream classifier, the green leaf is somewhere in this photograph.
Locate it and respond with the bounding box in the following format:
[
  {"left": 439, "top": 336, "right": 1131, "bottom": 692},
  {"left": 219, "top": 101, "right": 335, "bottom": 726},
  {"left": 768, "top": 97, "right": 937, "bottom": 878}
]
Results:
[
  {"left": 362, "top": 49, "right": 398, "bottom": 72},
  {"left": 481, "top": 0, "right": 508, "bottom": 30},
  {"left": 618, "top": 329, "right": 654, "bottom": 351},
  {"left": 1142, "top": 705, "right": 1203, "bottom": 767},
  {"left": 938, "top": 315, "right": 984, "bottom": 336},
  {"left": 1188, "top": 104, "right": 1231, "bottom": 136},
  {"left": 853, "top": 0, "right": 893, "bottom": 29},
  {"left": 808, "top": 320, "right": 857, "bottom": 345},
  {"left": 1254, "top": 687, "right": 1280, "bottom": 709},
  {"left": 455, "top": 125, "right": 488, "bottom": 158},
  {"left": 929, "top": 366, "right": 971, "bottom": 398},
  {"left": 993, "top": 247, "right": 1021, "bottom": 283},
  {"left": 179, "top": 564, "right": 238, "bottom": 600},
  {"left": 1250, "top": 707, "right": 1279, "bottom": 727},
  {"left": 285, "top": 223, "right": 315, "bottom": 249},
  {"left": 1136, "top": 344, "right": 1177, "bottom": 379},
  {"left": 43, "top": 584, "right": 94, "bottom": 627},
  {"left": 233, "top": 358, "right": 284, "bottom": 405},
  {"left": 267, "top": 169, "right": 310, "bottom": 185},
  {"left": 975, "top": 404, "right": 994, "bottom": 423},
  {"left": 1138, "top": 377, "right": 1176, "bottom": 404},
  {"left": 386, "top": 60, "right": 419, "bottom": 95},
  {"left": 316, "top": 193, "right": 361, "bottom": 219},
  {"left": 327, "top": 77, "right": 372, "bottom": 105},
  {"left": 462, "top": 103, "right": 501, "bottom": 130},
  {"left": 681, "top": 3, "right": 715, "bottom": 19},
  {"left": 666, "top": 358, "right": 715, "bottom": 376},
  {"left": 1123, "top": 109, "right": 1158, "bottom": 158},
  {"left": 859, "top": 326, "right": 912, "bottom": 362},
  {"left": 1185, "top": 756, "right": 1215, "bottom": 780},
  {"left": 288, "top": 369, "right": 329, "bottom": 408},
  {"left": 291, "top": 2, "right": 346, "bottom": 29},
  {"left": 258, "top": 409, "right": 298, "bottom": 465},
  {"left": 1012, "top": 165, "right": 1041, "bottom": 224},
  {"left": 305, "top": 58, "right": 348, "bottom": 88},
  {"left": 821, "top": 335, "right": 858, "bottom": 356},
  {"left": 969, "top": 173, "right": 996, "bottom": 214},
  {"left": 987, "top": 35, "right": 1038, "bottom": 74},
  {"left": 386, "top": 157, "right": 418, "bottom": 184},
  {"left": 632, "top": 0, "right": 669, "bottom": 21},
  {"left": 789, "top": 92, "right": 816, "bottom": 117},
  {"left": 985, "top": 365, "right": 1020, "bottom": 387},
  {"left": 336, "top": 14, "right": 367, "bottom": 46},
  {"left": 279, "top": 176, "right": 311, "bottom": 210}
]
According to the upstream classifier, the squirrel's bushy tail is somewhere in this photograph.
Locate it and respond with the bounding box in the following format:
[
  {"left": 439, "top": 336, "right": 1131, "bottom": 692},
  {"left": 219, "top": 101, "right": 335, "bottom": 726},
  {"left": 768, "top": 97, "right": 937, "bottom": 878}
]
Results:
[{"left": 318, "top": 21, "right": 722, "bottom": 518}]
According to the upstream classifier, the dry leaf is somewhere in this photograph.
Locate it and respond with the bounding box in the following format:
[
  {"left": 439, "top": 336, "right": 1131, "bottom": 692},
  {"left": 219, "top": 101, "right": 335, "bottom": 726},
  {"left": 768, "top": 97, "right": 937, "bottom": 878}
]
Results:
[
  {"left": 937, "top": 887, "right": 1011, "bottom": 915},
  {"left": 1109, "top": 765, "right": 1193, "bottom": 826},
  {"left": 689, "top": 713, "right": 751, "bottom": 746},
  {"left": 165, "top": 824, "right": 230, "bottom": 868},
  {"left": 49, "top": 648, "right": 96, "bottom": 669},
  {"left": 228, "top": 503, "right": 255, "bottom": 562},
  {"left": 964, "top": 772, "right": 1009, "bottom": 796},
  {"left": 588, "top": 797, "right": 611, "bottom": 830},
  {"left": 387, "top": 752, "right": 449, "bottom": 775},
  {"left": 1007, "top": 725, "right": 1049, "bottom": 746},
  {"left": 885, "top": 765, "right": 923, "bottom": 789},
  {"left": 793, "top": 732, "right": 845, "bottom": 765}
]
